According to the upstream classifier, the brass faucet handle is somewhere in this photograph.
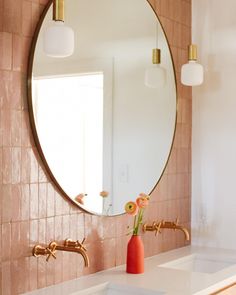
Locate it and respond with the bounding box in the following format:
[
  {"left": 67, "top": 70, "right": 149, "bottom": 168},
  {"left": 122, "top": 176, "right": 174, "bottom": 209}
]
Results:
[
  {"left": 32, "top": 245, "right": 47, "bottom": 257},
  {"left": 154, "top": 221, "right": 161, "bottom": 236},
  {"left": 78, "top": 238, "right": 87, "bottom": 251},
  {"left": 65, "top": 238, "right": 87, "bottom": 251},
  {"left": 171, "top": 218, "right": 179, "bottom": 231},
  {"left": 175, "top": 217, "right": 179, "bottom": 225},
  {"left": 46, "top": 242, "right": 57, "bottom": 262}
]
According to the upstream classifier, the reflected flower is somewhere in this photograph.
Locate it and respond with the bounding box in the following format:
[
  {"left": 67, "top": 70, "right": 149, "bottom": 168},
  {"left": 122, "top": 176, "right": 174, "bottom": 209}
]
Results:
[
  {"left": 100, "top": 191, "right": 109, "bottom": 198},
  {"left": 75, "top": 193, "right": 85, "bottom": 205}
]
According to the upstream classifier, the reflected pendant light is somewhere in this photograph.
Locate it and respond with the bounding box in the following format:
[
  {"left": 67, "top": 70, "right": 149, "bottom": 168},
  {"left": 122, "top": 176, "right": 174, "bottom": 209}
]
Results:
[
  {"left": 181, "top": 44, "right": 204, "bottom": 86},
  {"left": 43, "top": 0, "right": 74, "bottom": 58},
  {"left": 145, "top": 23, "right": 166, "bottom": 88}
]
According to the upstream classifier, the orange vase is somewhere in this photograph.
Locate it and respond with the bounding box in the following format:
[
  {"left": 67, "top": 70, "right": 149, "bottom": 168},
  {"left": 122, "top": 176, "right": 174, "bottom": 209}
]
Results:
[{"left": 126, "top": 235, "right": 144, "bottom": 274}]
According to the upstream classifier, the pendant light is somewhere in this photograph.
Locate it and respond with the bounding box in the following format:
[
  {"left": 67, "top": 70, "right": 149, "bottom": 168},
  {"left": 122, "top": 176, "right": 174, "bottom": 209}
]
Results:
[
  {"left": 43, "top": 0, "right": 74, "bottom": 58},
  {"left": 181, "top": 44, "right": 204, "bottom": 86},
  {"left": 145, "top": 23, "right": 166, "bottom": 89}
]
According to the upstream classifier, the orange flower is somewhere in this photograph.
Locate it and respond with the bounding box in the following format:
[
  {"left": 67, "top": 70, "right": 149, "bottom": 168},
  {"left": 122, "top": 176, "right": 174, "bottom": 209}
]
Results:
[
  {"left": 100, "top": 191, "right": 109, "bottom": 198},
  {"left": 125, "top": 201, "right": 138, "bottom": 216},
  {"left": 136, "top": 193, "right": 150, "bottom": 209}
]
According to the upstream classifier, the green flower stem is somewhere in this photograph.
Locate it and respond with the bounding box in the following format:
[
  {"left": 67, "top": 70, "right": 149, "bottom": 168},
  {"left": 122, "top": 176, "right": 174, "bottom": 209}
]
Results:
[
  {"left": 133, "top": 214, "right": 137, "bottom": 235},
  {"left": 133, "top": 208, "right": 144, "bottom": 235}
]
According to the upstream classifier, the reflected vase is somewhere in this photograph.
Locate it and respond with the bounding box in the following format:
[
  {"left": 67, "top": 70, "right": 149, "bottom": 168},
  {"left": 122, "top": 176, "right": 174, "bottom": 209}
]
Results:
[{"left": 126, "top": 235, "right": 144, "bottom": 274}]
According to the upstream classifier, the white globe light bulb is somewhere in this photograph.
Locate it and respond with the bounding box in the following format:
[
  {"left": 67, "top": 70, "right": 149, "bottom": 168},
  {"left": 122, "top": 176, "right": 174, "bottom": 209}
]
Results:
[
  {"left": 145, "top": 65, "right": 166, "bottom": 88},
  {"left": 181, "top": 61, "right": 204, "bottom": 86},
  {"left": 181, "top": 44, "right": 204, "bottom": 86},
  {"left": 44, "top": 21, "right": 74, "bottom": 58}
]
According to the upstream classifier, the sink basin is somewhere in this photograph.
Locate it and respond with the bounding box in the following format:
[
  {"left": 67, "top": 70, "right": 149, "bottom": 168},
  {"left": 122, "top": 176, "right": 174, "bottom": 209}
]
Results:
[
  {"left": 160, "top": 254, "right": 235, "bottom": 274},
  {"left": 72, "top": 283, "right": 165, "bottom": 295}
]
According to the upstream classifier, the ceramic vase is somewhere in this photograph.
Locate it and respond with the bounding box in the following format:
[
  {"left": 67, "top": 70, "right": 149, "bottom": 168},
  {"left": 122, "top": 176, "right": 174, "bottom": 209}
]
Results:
[{"left": 126, "top": 235, "right": 144, "bottom": 274}]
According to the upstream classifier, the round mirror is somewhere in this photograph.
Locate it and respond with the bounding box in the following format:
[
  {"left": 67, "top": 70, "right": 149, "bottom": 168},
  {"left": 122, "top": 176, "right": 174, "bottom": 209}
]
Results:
[{"left": 28, "top": 0, "right": 177, "bottom": 216}]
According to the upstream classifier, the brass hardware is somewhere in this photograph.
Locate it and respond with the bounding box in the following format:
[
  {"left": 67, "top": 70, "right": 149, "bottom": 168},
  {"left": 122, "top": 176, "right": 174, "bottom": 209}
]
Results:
[
  {"left": 152, "top": 48, "right": 161, "bottom": 64},
  {"left": 53, "top": 0, "right": 64, "bottom": 22},
  {"left": 64, "top": 238, "right": 87, "bottom": 251},
  {"left": 143, "top": 220, "right": 164, "bottom": 236},
  {"left": 46, "top": 242, "right": 57, "bottom": 261},
  {"left": 32, "top": 242, "right": 57, "bottom": 261},
  {"left": 188, "top": 44, "right": 197, "bottom": 61},
  {"left": 33, "top": 245, "right": 48, "bottom": 257},
  {"left": 143, "top": 218, "right": 190, "bottom": 241},
  {"left": 32, "top": 238, "right": 89, "bottom": 266}
]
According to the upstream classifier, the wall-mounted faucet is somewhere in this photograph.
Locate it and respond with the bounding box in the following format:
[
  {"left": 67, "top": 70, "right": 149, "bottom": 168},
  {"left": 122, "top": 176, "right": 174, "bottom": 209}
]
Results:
[
  {"left": 143, "top": 218, "right": 190, "bottom": 241},
  {"left": 32, "top": 238, "right": 89, "bottom": 267}
]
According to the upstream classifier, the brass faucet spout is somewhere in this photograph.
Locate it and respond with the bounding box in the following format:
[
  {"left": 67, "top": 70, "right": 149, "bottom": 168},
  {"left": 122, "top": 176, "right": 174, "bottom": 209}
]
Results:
[
  {"left": 143, "top": 219, "right": 190, "bottom": 241},
  {"left": 55, "top": 245, "right": 89, "bottom": 267},
  {"left": 174, "top": 225, "right": 190, "bottom": 241}
]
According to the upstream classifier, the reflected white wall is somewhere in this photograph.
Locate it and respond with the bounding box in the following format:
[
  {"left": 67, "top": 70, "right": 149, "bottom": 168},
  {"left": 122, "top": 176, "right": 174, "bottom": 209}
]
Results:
[{"left": 192, "top": 0, "right": 236, "bottom": 249}]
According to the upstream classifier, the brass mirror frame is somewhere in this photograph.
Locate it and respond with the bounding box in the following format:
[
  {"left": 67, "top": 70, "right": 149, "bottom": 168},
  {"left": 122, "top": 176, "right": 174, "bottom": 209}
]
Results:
[{"left": 27, "top": 0, "right": 178, "bottom": 216}]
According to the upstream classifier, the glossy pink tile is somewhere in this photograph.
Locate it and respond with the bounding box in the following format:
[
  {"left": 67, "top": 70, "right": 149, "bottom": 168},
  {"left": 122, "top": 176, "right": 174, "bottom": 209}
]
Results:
[
  {"left": 29, "top": 256, "right": 38, "bottom": 291},
  {"left": 21, "top": 184, "right": 30, "bottom": 220},
  {"left": 30, "top": 148, "right": 39, "bottom": 183},
  {"left": 11, "top": 147, "right": 21, "bottom": 184},
  {"left": 0, "top": 32, "right": 12, "bottom": 70},
  {"left": 0, "top": 1, "right": 3, "bottom": 31},
  {"left": 37, "top": 257, "right": 46, "bottom": 289},
  {"left": 10, "top": 72, "right": 22, "bottom": 110},
  {"left": 11, "top": 258, "right": 29, "bottom": 294},
  {"left": 2, "top": 223, "right": 11, "bottom": 262},
  {"left": 12, "top": 34, "right": 22, "bottom": 71},
  {"left": 47, "top": 183, "right": 55, "bottom": 217},
  {"left": 2, "top": 148, "right": 11, "bottom": 184},
  {"left": 11, "top": 222, "right": 21, "bottom": 260},
  {"left": 38, "top": 218, "right": 46, "bottom": 245},
  {"left": 30, "top": 219, "right": 38, "bottom": 246},
  {"left": 11, "top": 184, "right": 21, "bottom": 222},
  {"left": 55, "top": 190, "right": 63, "bottom": 216},
  {"left": 38, "top": 183, "right": 47, "bottom": 218},
  {"left": 2, "top": 110, "right": 11, "bottom": 147},
  {"left": 30, "top": 183, "right": 39, "bottom": 219},
  {"left": 46, "top": 258, "right": 55, "bottom": 287},
  {"left": 46, "top": 217, "right": 55, "bottom": 242},
  {"left": 1, "top": 261, "right": 11, "bottom": 295},
  {"left": 2, "top": 185, "right": 12, "bottom": 223},
  {"left": 3, "top": 0, "right": 22, "bottom": 34},
  {"left": 20, "top": 220, "right": 30, "bottom": 257},
  {"left": 115, "top": 235, "right": 129, "bottom": 266},
  {"left": 22, "top": 1, "right": 32, "bottom": 37}
]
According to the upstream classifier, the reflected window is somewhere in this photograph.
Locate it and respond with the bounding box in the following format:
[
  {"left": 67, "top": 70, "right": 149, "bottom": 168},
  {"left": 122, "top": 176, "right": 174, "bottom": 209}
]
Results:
[{"left": 33, "top": 73, "right": 104, "bottom": 213}]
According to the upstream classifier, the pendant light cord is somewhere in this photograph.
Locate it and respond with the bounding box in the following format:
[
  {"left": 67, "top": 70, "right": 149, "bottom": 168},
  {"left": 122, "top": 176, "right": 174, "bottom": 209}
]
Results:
[{"left": 156, "top": 22, "right": 159, "bottom": 48}]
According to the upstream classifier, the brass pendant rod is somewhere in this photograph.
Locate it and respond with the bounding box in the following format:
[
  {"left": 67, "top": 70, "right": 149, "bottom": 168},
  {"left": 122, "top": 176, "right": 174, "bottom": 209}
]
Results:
[
  {"left": 188, "top": 44, "right": 197, "bottom": 61},
  {"left": 53, "top": 0, "right": 64, "bottom": 22},
  {"left": 152, "top": 48, "right": 161, "bottom": 64}
]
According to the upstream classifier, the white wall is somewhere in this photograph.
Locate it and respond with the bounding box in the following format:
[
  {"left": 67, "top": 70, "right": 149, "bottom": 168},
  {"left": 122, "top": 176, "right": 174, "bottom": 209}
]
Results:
[{"left": 192, "top": 0, "right": 236, "bottom": 249}]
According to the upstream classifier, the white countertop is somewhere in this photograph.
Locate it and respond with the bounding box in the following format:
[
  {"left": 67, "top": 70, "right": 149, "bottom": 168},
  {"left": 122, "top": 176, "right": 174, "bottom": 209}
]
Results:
[{"left": 24, "top": 246, "right": 236, "bottom": 295}]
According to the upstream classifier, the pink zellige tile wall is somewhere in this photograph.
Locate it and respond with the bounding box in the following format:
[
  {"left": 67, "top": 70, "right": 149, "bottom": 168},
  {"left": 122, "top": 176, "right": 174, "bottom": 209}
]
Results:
[{"left": 0, "top": 0, "right": 191, "bottom": 293}]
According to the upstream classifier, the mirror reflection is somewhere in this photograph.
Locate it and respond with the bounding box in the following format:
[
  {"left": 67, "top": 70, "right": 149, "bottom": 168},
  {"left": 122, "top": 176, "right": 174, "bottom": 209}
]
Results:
[{"left": 30, "top": 0, "right": 176, "bottom": 215}]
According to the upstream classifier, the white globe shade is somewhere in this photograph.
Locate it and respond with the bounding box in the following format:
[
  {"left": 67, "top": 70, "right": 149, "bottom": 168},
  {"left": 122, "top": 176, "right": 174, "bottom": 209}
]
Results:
[
  {"left": 145, "top": 65, "right": 166, "bottom": 89},
  {"left": 43, "top": 22, "right": 74, "bottom": 58},
  {"left": 181, "top": 61, "right": 204, "bottom": 86}
]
